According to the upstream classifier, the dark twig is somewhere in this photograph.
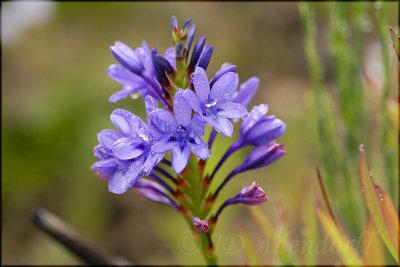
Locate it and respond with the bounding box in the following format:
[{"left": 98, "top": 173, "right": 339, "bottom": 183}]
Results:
[{"left": 32, "top": 208, "right": 131, "bottom": 265}]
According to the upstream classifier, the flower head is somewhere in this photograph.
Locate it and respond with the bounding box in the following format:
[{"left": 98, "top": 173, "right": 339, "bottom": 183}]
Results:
[
  {"left": 183, "top": 67, "right": 247, "bottom": 136},
  {"left": 150, "top": 89, "right": 210, "bottom": 173},
  {"left": 91, "top": 109, "right": 163, "bottom": 194},
  {"left": 108, "top": 41, "right": 168, "bottom": 104},
  {"left": 92, "top": 17, "right": 287, "bottom": 250}
]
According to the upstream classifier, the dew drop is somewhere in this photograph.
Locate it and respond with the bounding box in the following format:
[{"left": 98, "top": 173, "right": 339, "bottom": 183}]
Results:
[{"left": 129, "top": 91, "right": 141, "bottom": 99}]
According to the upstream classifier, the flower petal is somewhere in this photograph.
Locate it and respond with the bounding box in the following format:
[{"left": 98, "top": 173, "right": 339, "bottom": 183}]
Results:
[
  {"left": 152, "top": 136, "right": 178, "bottom": 154},
  {"left": 190, "top": 114, "right": 206, "bottom": 137},
  {"left": 209, "top": 63, "right": 237, "bottom": 87},
  {"left": 210, "top": 72, "right": 239, "bottom": 101},
  {"left": 142, "top": 152, "right": 164, "bottom": 175},
  {"left": 145, "top": 95, "right": 158, "bottom": 115},
  {"left": 110, "top": 109, "right": 134, "bottom": 136},
  {"left": 183, "top": 89, "right": 203, "bottom": 113},
  {"left": 172, "top": 146, "right": 191, "bottom": 173},
  {"left": 109, "top": 85, "right": 143, "bottom": 103},
  {"left": 240, "top": 143, "right": 286, "bottom": 171},
  {"left": 149, "top": 109, "right": 178, "bottom": 134},
  {"left": 110, "top": 41, "right": 143, "bottom": 75},
  {"left": 107, "top": 64, "right": 144, "bottom": 86},
  {"left": 136, "top": 45, "right": 153, "bottom": 72},
  {"left": 190, "top": 138, "right": 210, "bottom": 159},
  {"left": 244, "top": 116, "right": 286, "bottom": 146},
  {"left": 216, "top": 102, "right": 247, "bottom": 119},
  {"left": 192, "top": 67, "right": 210, "bottom": 103},
  {"left": 240, "top": 104, "right": 269, "bottom": 135},
  {"left": 108, "top": 170, "right": 129, "bottom": 194},
  {"left": 112, "top": 137, "right": 146, "bottom": 160},
  {"left": 164, "top": 47, "right": 176, "bottom": 69},
  {"left": 174, "top": 89, "right": 192, "bottom": 127},
  {"left": 97, "top": 129, "right": 123, "bottom": 150},
  {"left": 91, "top": 158, "right": 117, "bottom": 180},
  {"left": 134, "top": 179, "right": 178, "bottom": 209},
  {"left": 232, "top": 77, "right": 259, "bottom": 107},
  {"left": 93, "top": 144, "right": 110, "bottom": 159},
  {"left": 108, "top": 156, "right": 147, "bottom": 194}
]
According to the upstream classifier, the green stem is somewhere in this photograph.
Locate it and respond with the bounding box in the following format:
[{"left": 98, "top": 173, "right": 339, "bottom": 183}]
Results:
[{"left": 199, "top": 233, "right": 217, "bottom": 266}]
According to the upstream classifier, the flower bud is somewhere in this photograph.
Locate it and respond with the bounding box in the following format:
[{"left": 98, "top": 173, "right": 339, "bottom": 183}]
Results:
[
  {"left": 134, "top": 179, "right": 179, "bottom": 210},
  {"left": 197, "top": 45, "right": 214, "bottom": 70},
  {"left": 155, "top": 54, "right": 174, "bottom": 75},
  {"left": 176, "top": 42, "right": 185, "bottom": 59},
  {"left": 186, "top": 24, "right": 196, "bottom": 52},
  {"left": 151, "top": 49, "right": 169, "bottom": 86},
  {"left": 240, "top": 104, "right": 286, "bottom": 146},
  {"left": 188, "top": 35, "right": 206, "bottom": 73},
  {"left": 182, "top": 18, "right": 192, "bottom": 32},
  {"left": 110, "top": 41, "right": 144, "bottom": 75},
  {"left": 228, "top": 182, "right": 268, "bottom": 205},
  {"left": 170, "top": 16, "right": 178, "bottom": 32},
  {"left": 192, "top": 217, "right": 209, "bottom": 233},
  {"left": 239, "top": 143, "right": 286, "bottom": 172}
]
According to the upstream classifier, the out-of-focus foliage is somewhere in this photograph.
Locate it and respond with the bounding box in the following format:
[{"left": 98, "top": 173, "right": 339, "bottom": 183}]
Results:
[
  {"left": 2, "top": 1, "right": 398, "bottom": 265},
  {"left": 298, "top": 2, "right": 397, "bottom": 265}
]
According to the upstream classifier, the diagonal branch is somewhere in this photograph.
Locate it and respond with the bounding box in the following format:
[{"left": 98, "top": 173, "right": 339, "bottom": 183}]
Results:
[{"left": 32, "top": 208, "right": 131, "bottom": 265}]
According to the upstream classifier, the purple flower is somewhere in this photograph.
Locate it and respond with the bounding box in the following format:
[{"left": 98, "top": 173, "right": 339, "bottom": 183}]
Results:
[
  {"left": 149, "top": 89, "right": 210, "bottom": 174},
  {"left": 239, "top": 142, "right": 286, "bottom": 172},
  {"left": 134, "top": 179, "right": 179, "bottom": 209},
  {"left": 239, "top": 104, "right": 286, "bottom": 146},
  {"left": 227, "top": 182, "right": 268, "bottom": 205},
  {"left": 183, "top": 67, "right": 247, "bottom": 136},
  {"left": 91, "top": 109, "right": 163, "bottom": 194},
  {"left": 108, "top": 41, "right": 168, "bottom": 103},
  {"left": 192, "top": 217, "right": 209, "bottom": 233}
]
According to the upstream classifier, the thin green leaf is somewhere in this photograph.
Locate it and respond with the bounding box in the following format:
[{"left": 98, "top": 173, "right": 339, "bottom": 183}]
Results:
[
  {"left": 302, "top": 193, "right": 318, "bottom": 265},
  {"left": 362, "top": 217, "right": 385, "bottom": 265},
  {"left": 359, "top": 145, "right": 399, "bottom": 262},
  {"left": 248, "top": 206, "right": 297, "bottom": 265},
  {"left": 316, "top": 205, "right": 364, "bottom": 265}
]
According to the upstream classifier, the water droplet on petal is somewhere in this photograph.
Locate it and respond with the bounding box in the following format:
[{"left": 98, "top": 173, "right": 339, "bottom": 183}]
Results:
[{"left": 205, "top": 99, "right": 217, "bottom": 108}]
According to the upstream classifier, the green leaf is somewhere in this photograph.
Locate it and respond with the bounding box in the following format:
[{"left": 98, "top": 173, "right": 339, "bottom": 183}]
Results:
[
  {"left": 358, "top": 145, "right": 399, "bottom": 262},
  {"left": 316, "top": 205, "right": 364, "bottom": 265},
  {"left": 362, "top": 217, "right": 385, "bottom": 265},
  {"left": 248, "top": 206, "right": 297, "bottom": 265}
]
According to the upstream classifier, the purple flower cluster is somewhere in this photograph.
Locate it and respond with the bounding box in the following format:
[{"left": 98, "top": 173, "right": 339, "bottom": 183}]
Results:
[{"left": 91, "top": 16, "right": 286, "bottom": 235}]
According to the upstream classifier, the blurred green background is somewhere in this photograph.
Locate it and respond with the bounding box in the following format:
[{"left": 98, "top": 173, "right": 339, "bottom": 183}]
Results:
[{"left": 2, "top": 1, "right": 398, "bottom": 265}]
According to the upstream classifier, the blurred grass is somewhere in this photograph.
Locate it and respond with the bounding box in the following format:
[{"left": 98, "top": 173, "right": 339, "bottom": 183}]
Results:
[
  {"left": 299, "top": 1, "right": 398, "bottom": 265},
  {"left": 2, "top": 1, "right": 398, "bottom": 265}
]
